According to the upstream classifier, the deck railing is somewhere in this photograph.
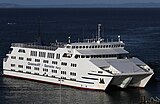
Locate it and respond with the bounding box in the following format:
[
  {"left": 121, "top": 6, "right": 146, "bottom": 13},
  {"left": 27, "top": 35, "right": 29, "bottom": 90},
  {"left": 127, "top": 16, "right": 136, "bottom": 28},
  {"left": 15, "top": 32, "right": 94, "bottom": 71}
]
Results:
[{"left": 11, "top": 43, "right": 59, "bottom": 51}]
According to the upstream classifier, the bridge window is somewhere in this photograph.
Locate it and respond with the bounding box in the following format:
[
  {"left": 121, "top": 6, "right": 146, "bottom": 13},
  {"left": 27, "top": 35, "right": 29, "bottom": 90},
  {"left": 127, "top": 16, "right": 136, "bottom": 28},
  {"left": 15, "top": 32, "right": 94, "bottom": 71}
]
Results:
[
  {"left": 56, "top": 54, "right": 60, "bottom": 59},
  {"left": 62, "top": 53, "right": 72, "bottom": 58},
  {"left": 39, "top": 52, "right": 46, "bottom": 57},
  {"left": 47, "top": 53, "right": 54, "bottom": 58},
  {"left": 18, "top": 49, "right": 25, "bottom": 53},
  {"left": 30, "top": 51, "right": 37, "bottom": 56}
]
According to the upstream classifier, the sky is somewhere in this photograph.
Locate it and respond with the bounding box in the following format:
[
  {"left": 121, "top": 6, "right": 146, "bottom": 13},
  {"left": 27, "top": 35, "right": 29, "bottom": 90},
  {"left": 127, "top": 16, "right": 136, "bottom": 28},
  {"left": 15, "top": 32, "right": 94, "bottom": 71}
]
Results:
[{"left": 1, "top": 0, "right": 160, "bottom": 5}]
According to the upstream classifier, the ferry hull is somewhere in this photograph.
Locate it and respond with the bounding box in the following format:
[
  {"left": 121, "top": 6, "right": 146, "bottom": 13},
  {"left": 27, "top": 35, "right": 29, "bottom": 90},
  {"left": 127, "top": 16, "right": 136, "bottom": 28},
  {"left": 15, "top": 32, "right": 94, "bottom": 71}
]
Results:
[{"left": 3, "top": 70, "right": 112, "bottom": 91}]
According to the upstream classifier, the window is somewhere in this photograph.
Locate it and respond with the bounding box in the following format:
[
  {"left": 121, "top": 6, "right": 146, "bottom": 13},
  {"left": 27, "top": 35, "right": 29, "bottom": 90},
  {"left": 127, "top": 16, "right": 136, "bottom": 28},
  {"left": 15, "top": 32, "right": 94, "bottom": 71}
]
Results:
[
  {"left": 30, "top": 51, "right": 37, "bottom": 56},
  {"left": 11, "top": 64, "right": 15, "bottom": 67},
  {"left": 70, "top": 78, "right": 76, "bottom": 81},
  {"left": 11, "top": 56, "right": 16, "bottom": 59},
  {"left": 18, "top": 49, "right": 25, "bottom": 53},
  {"left": 61, "top": 71, "right": 66, "bottom": 75},
  {"left": 52, "top": 70, "right": 57, "bottom": 73},
  {"left": 70, "top": 72, "right": 76, "bottom": 76},
  {"left": 34, "top": 73, "right": 39, "bottom": 75},
  {"left": 47, "top": 53, "right": 54, "bottom": 58},
  {"left": 81, "top": 55, "right": 85, "bottom": 58},
  {"left": 62, "top": 53, "right": 72, "bottom": 58},
  {"left": 61, "top": 62, "right": 67, "bottom": 66},
  {"left": 72, "top": 46, "right": 75, "bottom": 49},
  {"left": 27, "top": 58, "right": 32, "bottom": 61},
  {"left": 35, "top": 59, "right": 40, "bottom": 62},
  {"left": 34, "top": 67, "right": 39, "bottom": 71},
  {"left": 75, "top": 55, "right": 80, "bottom": 59},
  {"left": 56, "top": 54, "right": 60, "bottom": 59},
  {"left": 43, "top": 68, "right": 48, "bottom": 72},
  {"left": 18, "top": 65, "right": 23, "bottom": 68},
  {"left": 98, "top": 71, "right": 103, "bottom": 74},
  {"left": 71, "top": 63, "right": 77, "bottom": 67},
  {"left": 39, "top": 52, "right": 46, "bottom": 57},
  {"left": 61, "top": 77, "right": 66, "bottom": 79},
  {"left": 26, "top": 66, "right": 31, "bottom": 69},
  {"left": 19, "top": 57, "right": 24, "bottom": 60},
  {"left": 52, "top": 61, "right": 58, "bottom": 65},
  {"left": 26, "top": 71, "right": 31, "bottom": 74},
  {"left": 43, "top": 60, "right": 49, "bottom": 63}
]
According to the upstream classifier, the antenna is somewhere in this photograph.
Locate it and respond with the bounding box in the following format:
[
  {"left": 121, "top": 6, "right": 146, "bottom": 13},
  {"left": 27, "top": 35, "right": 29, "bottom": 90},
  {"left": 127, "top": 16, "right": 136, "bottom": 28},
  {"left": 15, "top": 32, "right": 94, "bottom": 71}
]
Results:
[
  {"left": 118, "top": 35, "right": 121, "bottom": 42},
  {"left": 97, "top": 24, "right": 101, "bottom": 41},
  {"left": 97, "top": 24, "right": 102, "bottom": 44},
  {"left": 68, "top": 36, "right": 71, "bottom": 44}
]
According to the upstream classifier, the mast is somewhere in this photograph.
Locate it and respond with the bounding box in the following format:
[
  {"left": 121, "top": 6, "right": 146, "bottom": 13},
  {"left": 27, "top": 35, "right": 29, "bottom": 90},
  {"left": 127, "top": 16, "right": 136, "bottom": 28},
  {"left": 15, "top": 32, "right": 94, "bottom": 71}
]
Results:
[{"left": 97, "top": 24, "right": 101, "bottom": 44}]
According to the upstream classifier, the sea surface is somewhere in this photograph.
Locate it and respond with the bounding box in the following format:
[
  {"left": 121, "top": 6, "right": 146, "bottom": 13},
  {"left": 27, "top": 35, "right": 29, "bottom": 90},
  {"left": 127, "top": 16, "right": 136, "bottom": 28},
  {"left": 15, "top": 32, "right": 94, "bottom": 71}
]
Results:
[{"left": 0, "top": 8, "right": 160, "bottom": 104}]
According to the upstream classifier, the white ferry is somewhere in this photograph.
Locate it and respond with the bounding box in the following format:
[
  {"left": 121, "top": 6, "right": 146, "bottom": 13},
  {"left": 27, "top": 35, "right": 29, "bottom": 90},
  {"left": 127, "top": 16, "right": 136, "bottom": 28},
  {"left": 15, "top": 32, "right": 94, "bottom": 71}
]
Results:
[{"left": 3, "top": 24, "right": 154, "bottom": 91}]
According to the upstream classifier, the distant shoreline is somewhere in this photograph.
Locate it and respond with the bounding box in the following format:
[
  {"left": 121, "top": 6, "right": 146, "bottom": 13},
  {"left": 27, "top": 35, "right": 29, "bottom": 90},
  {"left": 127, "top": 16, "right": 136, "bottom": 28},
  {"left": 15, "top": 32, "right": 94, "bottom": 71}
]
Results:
[{"left": 1, "top": 3, "right": 160, "bottom": 8}]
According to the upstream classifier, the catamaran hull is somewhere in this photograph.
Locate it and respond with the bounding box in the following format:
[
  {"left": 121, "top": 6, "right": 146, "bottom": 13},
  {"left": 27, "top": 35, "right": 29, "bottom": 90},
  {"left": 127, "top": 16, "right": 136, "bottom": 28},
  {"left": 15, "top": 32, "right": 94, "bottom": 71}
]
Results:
[
  {"left": 110, "top": 73, "right": 153, "bottom": 88},
  {"left": 3, "top": 69, "right": 113, "bottom": 91}
]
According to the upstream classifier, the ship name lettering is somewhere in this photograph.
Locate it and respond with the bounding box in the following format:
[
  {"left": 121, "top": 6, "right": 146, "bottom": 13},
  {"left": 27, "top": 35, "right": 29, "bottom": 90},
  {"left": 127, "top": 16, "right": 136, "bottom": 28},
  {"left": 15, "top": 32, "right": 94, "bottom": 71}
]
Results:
[
  {"left": 44, "top": 64, "right": 54, "bottom": 68},
  {"left": 28, "top": 62, "right": 40, "bottom": 66}
]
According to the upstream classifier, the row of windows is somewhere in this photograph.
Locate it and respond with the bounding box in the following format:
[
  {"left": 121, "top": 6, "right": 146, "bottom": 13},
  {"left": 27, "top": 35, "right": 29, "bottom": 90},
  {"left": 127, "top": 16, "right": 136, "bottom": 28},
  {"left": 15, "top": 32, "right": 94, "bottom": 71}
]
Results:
[
  {"left": 11, "top": 60, "right": 77, "bottom": 68},
  {"left": 30, "top": 51, "right": 60, "bottom": 59},
  {"left": 75, "top": 54, "right": 117, "bottom": 59},
  {"left": 71, "top": 44, "right": 124, "bottom": 49},
  {"left": 12, "top": 56, "right": 57, "bottom": 64},
  {"left": 11, "top": 66, "right": 77, "bottom": 77}
]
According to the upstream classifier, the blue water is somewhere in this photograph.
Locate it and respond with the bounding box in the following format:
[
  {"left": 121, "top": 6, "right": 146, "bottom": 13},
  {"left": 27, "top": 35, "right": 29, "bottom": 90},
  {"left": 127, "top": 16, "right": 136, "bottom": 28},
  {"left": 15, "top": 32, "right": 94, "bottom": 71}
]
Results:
[{"left": 0, "top": 8, "right": 160, "bottom": 104}]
